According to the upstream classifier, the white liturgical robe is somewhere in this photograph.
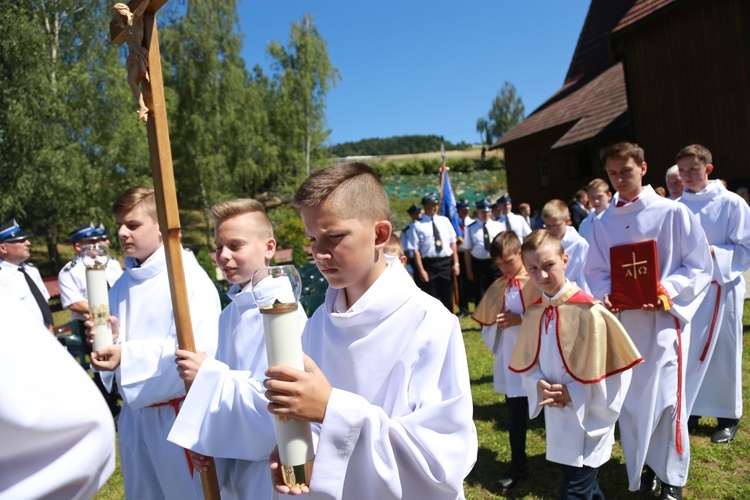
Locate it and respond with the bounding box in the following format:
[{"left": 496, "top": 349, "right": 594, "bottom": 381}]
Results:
[
  {"left": 0, "top": 287, "right": 115, "bottom": 499},
  {"left": 519, "top": 283, "right": 632, "bottom": 468},
  {"left": 680, "top": 180, "right": 750, "bottom": 419},
  {"left": 585, "top": 185, "right": 712, "bottom": 490},
  {"left": 560, "top": 225, "right": 590, "bottom": 293},
  {"left": 169, "top": 278, "right": 307, "bottom": 500},
  {"left": 301, "top": 256, "right": 477, "bottom": 499},
  {"left": 103, "top": 246, "right": 221, "bottom": 499}
]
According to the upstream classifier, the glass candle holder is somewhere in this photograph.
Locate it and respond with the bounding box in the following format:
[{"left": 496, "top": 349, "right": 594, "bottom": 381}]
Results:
[{"left": 82, "top": 244, "right": 112, "bottom": 351}]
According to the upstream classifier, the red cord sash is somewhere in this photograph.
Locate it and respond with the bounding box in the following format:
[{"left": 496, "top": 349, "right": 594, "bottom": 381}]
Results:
[{"left": 149, "top": 396, "right": 194, "bottom": 476}]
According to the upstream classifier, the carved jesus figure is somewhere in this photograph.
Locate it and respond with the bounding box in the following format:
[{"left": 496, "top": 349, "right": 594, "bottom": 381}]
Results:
[{"left": 113, "top": 0, "right": 151, "bottom": 122}]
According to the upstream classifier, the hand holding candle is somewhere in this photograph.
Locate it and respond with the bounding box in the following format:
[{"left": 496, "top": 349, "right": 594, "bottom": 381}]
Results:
[
  {"left": 252, "top": 265, "right": 314, "bottom": 489},
  {"left": 82, "top": 244, "right": 113, "bottom": 351}
]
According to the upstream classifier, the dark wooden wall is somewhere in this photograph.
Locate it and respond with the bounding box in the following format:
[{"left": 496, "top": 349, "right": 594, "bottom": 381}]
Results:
[{"left": 613, "top": 0, "right": 750, "bottom": 190}]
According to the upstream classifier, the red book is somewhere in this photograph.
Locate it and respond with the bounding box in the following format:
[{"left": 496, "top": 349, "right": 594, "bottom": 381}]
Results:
[{"left": 609, "top": 240, "right": 660, "bottom": 310}]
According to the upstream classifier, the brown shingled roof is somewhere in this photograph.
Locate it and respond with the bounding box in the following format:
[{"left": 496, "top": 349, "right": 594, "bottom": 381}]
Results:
[
  {"left": 491, "top": 0, "right": 637, "bottom": 149},
  {"left": 613, "top": 0, "right": 678, "bottom": 33}
]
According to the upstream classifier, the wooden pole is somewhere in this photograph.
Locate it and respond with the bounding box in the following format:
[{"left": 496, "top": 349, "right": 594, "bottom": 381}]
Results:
[{"left": 112, "top": 2, "right": 220, "bottom": 497}]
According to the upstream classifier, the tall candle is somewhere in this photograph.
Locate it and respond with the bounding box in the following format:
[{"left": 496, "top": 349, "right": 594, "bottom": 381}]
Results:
[
  {"left": 253, "top": 266, "right": 314, "bottom": 488},
  {"left": 82, "top": 244, "right": 112, "bottom": 351}
]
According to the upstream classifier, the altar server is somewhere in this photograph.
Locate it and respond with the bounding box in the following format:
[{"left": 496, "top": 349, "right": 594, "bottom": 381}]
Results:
[
  {"left": 511, "top": 230, "right": 642, "bottom": 499},
  {"left": 584, "top": 142, "right": 712, "bottom": 500},
  {"left": 264, "top": 162, "right": 477, "bottom": 499},
  {"left": 168, "top": 199, "right": 307, "bottom": 500},
  {"left": 90, "top": 186, "right": 221, "bottom": 499},
  {"left": 541, "top": 199, "right": 590, "bottom": 293},
  {"left": 677, "top": 144, "right": 750, "bottom": 444}
]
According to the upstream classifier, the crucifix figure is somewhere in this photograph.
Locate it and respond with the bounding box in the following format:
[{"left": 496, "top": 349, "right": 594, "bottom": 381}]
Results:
[
  {"left": 113, "top": 0, "right": 151, "bottom": 121},
  {"left": 109, "top": 1, "right": 220, "bottom": 497}
]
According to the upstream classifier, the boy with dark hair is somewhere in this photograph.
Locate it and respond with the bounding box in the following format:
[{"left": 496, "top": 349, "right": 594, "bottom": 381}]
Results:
[
  {"left": 472, "top": 230, "right": 540, "bottom": 493},
  {"left": 168, "top": 198, "right": 307, "bottom": 499},
  {"left": 584, "top": 143, "right": 712, "bottom": 500},
  {"left": 264, "top": 162, "right": 477, "bottom": 498},
  {"left": 677, "top": 144, "right": 750, "bottom": 444},
  {"left": 511, "top": 229, "right": 642, "bottom": 498},
  {"left": 90, "top": 186, "right": 221, "bottom": 499}
]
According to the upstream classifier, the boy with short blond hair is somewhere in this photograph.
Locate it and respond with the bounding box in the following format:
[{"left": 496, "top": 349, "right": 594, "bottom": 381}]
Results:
[
  {"left": 677, "top": 144, "right": 750, "bottom": 444},
  {"left": 263, "top": 161, "right": 477, "bottom": 499},
  {"left": 578, "top": 178, "right": 611, "bottom": 243},
  {"left": 541, "top": 199, "right": 590, "bottom": 293},
  {"left": 384, "top": 233, "right": 408, "bottom": 265},
  {"left": 472, "top": 230, "right": 540, "bottom": 493},
  {"left": 511, "top": 229, "right": 642, "bottom": 499},
  {"left": 90, "top": 186, "right": 221, "bottom": 499},
  {"left": 584, "top": 142, "right": 712, "bottom": 499},
  {"left": 168, "top": 198, "right": 307, "bottom": 500}
]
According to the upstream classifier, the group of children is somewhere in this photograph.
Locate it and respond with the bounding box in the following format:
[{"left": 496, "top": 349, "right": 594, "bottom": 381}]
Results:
[
  {"left": 87, "top": 163, "right": 477, "bottom": 499},
  {"left": 473, "top": 142, "right": 749, "bottom": 499},
  {"left": 75, "top": 140, "right": 748, "bottom": 499}
]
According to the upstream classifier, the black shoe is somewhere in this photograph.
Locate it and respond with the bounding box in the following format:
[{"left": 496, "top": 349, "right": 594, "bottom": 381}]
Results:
[
  {"left": 687, "top": 415, "right": 700, "bottom": 433},
  {"left": 638, "top": 465, "right": 661, "bottom": 495},
  {"left": 495, "top": 471, "right": 526, "bottom": 494},
  {"left": 711, "top": 420, "right": 739, "bottom": 444},
  {"left": 660, "top": 483, "right": 682, "bottom": 500}
]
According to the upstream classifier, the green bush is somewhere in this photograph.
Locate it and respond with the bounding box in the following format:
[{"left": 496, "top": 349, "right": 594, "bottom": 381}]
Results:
[{"left": 196, "top": 247, "right": 216, "bottom": 280}]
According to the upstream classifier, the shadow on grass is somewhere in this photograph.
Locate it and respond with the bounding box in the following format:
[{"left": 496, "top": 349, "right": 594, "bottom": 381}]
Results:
[
  {"left": 471, "top": 374, "right": 494, "bottom": 386},
  {"left": 474, "top": 399, "right": 546, "bottom": 433}
]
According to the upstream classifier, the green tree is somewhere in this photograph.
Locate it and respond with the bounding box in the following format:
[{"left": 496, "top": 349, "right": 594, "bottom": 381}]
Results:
[
  {"left": 267, "top": 13, "right": 339, "bottom": 178},
  {"left": 0, "top": 1, "right": 149, "bottom": 270},
  {"left": 486, "top": 81, "right": 525, "bottom": 143},
  {"left": 161, "top": 0, "right": 280, "bottom": 245},
  {"left": 476, "top": 117, "right": 490, "bottom": 146}
]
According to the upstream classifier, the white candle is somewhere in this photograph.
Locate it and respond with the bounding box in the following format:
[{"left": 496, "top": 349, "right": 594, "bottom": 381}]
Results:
[
  {"left": 261, "top": 303, "right": 314, "bottom": 487},
  {"left": 86, "top": 267, "right": 112, "bottom": 351}
]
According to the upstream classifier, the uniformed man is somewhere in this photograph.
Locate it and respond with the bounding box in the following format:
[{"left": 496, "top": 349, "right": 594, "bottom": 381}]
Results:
[
  {"left": 400, "top": 203, "right": 422, "bottom": 276},
  {"left": 0, "top": 219, "right": 54, "bottom": 330},
  {"left": 58, "top": 222, "right": 123, "bottom": 418},
  {"left": 496, "top": 195, "right": 532, "bottom": 242},
  {"left": 463, "top": 200, "right": 504, "bottom": 301},
  {"left": 404, "top": 193, "right": 459, "bottom": 311},
  {"left": 58, "top": 223, "right": 123, "bottom": 328}
]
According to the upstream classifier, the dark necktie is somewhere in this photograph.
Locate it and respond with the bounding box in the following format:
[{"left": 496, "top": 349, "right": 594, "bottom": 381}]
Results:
[
  {"left": 432, "top": 220, "right": 443, "bottom": 254},
  {"left": 19, "top": 267, "right": 54, "bottom": 327},
  {"left": 505, "top": 215, "right": 513, "bottom": 234},
  {"left": 483, "top": 225, "right": 491, "bottom": 251}
]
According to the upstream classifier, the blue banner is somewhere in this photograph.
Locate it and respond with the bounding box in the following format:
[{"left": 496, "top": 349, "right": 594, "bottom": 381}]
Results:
[{"left": 439, "top": 168, "right": 463, "bottom": 239}]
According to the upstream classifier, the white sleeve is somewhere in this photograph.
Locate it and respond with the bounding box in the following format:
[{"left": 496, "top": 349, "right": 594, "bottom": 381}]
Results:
[
  {"left": 520, "top": 363, "right": 545, "bottom": 419},
  {"left": 0, "top": 289, "right": 115, "bottom": 499},
  {"left": 58, "top": 268, "right": 85, "bottom": 308},
  {"left": 712, "top": 198, "right": 750, "bottom": 284},
  {"left": 309, "top": 323, "right": 476, "bottom": 499},
  {"left": 566, "top": 370, "right": 631, "bottom": 440},
  {"left": 168, "top": 358, "right": 276, "bottom": 461}
]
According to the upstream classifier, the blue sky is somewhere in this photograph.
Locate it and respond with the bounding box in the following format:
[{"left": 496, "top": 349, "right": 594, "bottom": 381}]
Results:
[{"left": 236, "top": 1, "right": 590, "bottom": 146}]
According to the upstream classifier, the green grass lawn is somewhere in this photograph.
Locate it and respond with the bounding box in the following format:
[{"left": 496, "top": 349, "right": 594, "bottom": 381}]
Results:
[{"left": 93, "top": 301, "right": 750, "bottom": 498}]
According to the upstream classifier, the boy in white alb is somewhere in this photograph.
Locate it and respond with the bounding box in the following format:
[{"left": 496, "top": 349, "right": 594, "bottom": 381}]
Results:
[
  {"left": 584, "top": 143, "right": 712, "bottom": 500},
  {"left": 471, "top": 231, "right": 540, "bottom": 493},
  {"left": 541, "top": 199, "right": 590, "bottom": 293},
  {"left": 510, "top": 230, "right": 642, "bottom": 498},
  {"left": 578, "top": 178, "right": 611, "bottom": 244},
  {"left": 90, "top": 186, "right": 221, "bottom": 499},
  {"left": 676, "top": 144, "right": 750, "bottom": 444},
  {"left": 167, "top": 199, "right": 308, "bottom": 500},
  {"left": 263, "top": 162, "right": 477, "bottom": 499}
]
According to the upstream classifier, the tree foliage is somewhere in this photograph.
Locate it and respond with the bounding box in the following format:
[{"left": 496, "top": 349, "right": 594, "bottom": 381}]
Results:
[
  {"left": 267, "top": 13, "right": 340, "bottom": 178},
  {"left": 1, "top": 5, "right": 339, "bottom": 267},
  {"left": 481, "top": 81, "right": 525, "bottom": 144},
  {"left": 331, "top": 135, "right": 471, "bottom": 157}
]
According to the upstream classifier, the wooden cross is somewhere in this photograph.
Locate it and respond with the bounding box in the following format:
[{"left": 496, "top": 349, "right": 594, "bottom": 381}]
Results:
[{"left": 110, "top": 2, "right": 220, "bottom": 497}]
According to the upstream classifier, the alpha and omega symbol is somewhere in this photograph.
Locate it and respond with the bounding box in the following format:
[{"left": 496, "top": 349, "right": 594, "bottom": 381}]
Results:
[{"left": 621, "top": 252, "right": 648, "bottom": 279}]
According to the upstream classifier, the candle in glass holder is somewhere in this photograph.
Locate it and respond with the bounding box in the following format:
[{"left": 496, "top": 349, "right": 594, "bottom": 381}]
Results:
[
  {"left": 82, "top": 244, "right": 112, "bottom": 351},
  {"left": 252, "top": 265, "right": 314, "bottom": 488}
]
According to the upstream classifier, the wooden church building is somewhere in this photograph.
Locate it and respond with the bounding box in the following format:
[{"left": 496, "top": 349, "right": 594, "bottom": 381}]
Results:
[{"left": 491, "top": 0, "right": 750, "bottom": 209}]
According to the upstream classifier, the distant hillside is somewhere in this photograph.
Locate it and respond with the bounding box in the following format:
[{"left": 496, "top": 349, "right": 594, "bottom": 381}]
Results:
[{"left": 330, "top": 135, "right": 472, "bottom": 157}]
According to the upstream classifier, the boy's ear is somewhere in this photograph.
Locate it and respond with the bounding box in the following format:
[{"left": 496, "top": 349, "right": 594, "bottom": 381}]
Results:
[
  {"left": 264, "top": 237, "right": 277, "bottom": 261},
  {"left": 706, "top": 163, "right": 714, "bottom": 176},
  {"left": 374, "top": 220, "right": 392, "bottom": 247}
]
